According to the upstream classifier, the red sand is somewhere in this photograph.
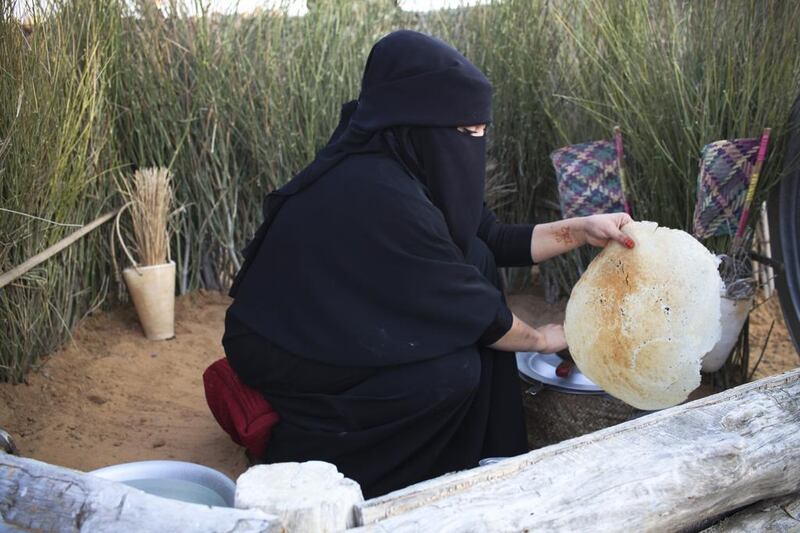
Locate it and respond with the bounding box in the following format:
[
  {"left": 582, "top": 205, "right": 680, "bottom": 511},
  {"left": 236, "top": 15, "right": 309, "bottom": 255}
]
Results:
[{"left": 0, "top": 289, "right": 796, "bottom": 481}]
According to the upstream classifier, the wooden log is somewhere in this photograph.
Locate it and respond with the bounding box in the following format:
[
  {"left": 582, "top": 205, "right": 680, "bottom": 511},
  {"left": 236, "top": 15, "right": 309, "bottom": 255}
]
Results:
[
  {"left": 0, "top": 454, "right": 281, "bottom": 532},
  {"left": 703, "top": 492, "right": 800, "bottom": 532},
  {"left": 354, "top": 368, "right": 800, "bottom": 532},
  {"left": 236, "top": 461, "right": 364, "bottom": 532}
]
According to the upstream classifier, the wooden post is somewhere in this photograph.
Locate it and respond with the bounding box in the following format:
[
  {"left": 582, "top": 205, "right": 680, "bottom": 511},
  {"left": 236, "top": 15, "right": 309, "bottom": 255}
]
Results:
[
  {"left": 354, "top": 369, "right": 800, "bottom": 532},
  {"left": 236, "top": 461, "right": 364, "bottom": 532},
  {"left": 0, "top": 454, "right": 281, "bottom": 532}
]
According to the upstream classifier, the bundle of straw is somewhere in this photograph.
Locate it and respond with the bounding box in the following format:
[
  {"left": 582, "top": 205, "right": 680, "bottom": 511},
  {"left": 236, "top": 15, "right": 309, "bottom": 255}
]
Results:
[{"left": 122, "top": 167, "right": 173, "bottom": 266}]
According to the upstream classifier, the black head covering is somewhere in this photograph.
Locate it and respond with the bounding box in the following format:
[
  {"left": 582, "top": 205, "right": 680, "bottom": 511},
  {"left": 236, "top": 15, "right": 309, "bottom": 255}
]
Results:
[
  {"left": 231, "top": 30, "right": 492, "bottom": 294},
  {"left": 351, "top": 29, "right": 492, "bottom": 129}
]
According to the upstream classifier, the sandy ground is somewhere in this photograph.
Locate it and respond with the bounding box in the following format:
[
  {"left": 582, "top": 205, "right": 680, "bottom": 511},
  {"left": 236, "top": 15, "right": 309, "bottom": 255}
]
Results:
[
  {"left": 0, "top": 289, "right": 796, "bottom": 481},
  {"left": 747, "top": 297, "right": 798, "bottom": 380},
  {"left": 0, "top": 291, "right": 247, "bottom": 480}
]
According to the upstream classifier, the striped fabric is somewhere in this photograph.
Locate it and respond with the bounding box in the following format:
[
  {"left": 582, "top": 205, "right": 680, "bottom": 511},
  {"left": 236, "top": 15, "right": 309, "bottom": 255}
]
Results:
[
  {"left": 551, "top": 140, "right": 626, "bottom": 219},
  {"left": 693, "top": 138, "right": 759, "bottom": 239}
]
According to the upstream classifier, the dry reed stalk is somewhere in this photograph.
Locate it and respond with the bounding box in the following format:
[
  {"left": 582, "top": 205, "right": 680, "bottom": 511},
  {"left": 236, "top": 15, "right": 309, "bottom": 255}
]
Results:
[{"left": 123, "top": 167, "right": 173, "bottom": 266}]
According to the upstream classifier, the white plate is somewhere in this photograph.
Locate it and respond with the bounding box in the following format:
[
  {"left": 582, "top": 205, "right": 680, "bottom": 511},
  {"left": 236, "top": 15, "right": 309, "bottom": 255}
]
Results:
[{"left": 516, "top": 352, "right": 603, "bottom": 393}]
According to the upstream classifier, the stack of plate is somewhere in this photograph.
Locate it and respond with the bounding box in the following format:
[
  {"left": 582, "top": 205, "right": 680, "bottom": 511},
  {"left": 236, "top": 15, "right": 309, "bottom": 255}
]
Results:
[{"left": 515, "top": 352, "right": 603, "bottom": 395}]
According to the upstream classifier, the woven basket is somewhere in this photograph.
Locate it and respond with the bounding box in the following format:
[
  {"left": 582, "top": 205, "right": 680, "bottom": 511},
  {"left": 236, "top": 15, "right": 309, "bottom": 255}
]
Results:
[{"left": 520, "top": 379, "right": 642, "bottom": 450}]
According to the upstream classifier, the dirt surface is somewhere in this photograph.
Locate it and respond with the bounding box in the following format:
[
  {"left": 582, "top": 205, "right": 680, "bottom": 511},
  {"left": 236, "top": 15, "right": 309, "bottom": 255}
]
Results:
[
  {"left": 0, "top": 291, "right": 247, "bottom": 480},
  {"left": 748, "top": 296, "right": 799, "bottom": 379},
  {"left": 0, "top": 289, "right": 797, "bottom": 482}
]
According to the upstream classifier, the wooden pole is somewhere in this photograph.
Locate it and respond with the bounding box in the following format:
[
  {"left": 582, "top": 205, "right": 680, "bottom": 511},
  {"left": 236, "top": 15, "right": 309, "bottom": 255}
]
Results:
[
  {"left": 0, "top": 209, "right": 118, "bottom": 290},
  {"left": 354, "top": 368, "right": 800, "bottom": 532}
]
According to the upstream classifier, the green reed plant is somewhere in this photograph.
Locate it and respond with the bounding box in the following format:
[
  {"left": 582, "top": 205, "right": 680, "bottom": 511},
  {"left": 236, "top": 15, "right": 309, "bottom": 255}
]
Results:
[
  {"left": 0, "top": 0, "right": 121, "bottom": 382},
  {"left": 525, "top": 0, "right": 800, "bottom": 386}
]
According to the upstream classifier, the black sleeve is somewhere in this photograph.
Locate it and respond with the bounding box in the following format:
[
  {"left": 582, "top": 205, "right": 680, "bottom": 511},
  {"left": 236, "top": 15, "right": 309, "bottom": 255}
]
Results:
[
  {"left": 478, "top": 304, "right": 513, "bottom": 345},
  {"left": 477, "top": 206, "right": 535, "bottom": 267}
]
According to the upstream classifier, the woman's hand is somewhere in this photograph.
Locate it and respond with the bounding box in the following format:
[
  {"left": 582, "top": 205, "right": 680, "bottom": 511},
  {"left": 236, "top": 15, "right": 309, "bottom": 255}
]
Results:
[
  {"left": 576, "top": 213, "right": 635, "bottom": 249},
  {"left": 489, "top": 315, "right": 568, "bottom": 354},
  {"left": 533, "top": 323, "right": 568, "bottom": 353},
  {"left": 531, "top": 212, "right": 635, "bottom": 262}
]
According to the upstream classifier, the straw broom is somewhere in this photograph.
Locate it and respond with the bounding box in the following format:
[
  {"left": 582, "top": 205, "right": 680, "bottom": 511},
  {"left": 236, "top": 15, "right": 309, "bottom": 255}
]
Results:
[
  {"left": 121, "top": 167, "right": 173, "bottom": 267},
  {"left": 117, "top": 167, "right": 177, "bottom": 341}
]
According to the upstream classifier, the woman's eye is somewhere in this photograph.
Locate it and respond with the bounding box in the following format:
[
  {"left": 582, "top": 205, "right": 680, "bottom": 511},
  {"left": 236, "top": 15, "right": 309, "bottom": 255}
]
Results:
[{"left": 457, "top": 127, "right": 485, "bottom": 137}]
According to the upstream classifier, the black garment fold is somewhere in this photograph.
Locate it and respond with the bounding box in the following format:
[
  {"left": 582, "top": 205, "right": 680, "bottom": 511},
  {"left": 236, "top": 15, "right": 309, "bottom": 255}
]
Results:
[
  {"left": 228, "top": 152, "right": 511, "bottom": 367},
  {"left": 383, "top": 127, "right": 487, "bottom": 256},
  {"left": 223, "top": 238, "right": 528, "bottom": 498}
]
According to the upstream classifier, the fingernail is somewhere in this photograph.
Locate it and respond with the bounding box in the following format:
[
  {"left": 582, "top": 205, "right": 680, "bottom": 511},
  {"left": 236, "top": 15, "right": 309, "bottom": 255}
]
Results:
[{"left": 625, "top": 239, "right": 635, "bottom": 249}]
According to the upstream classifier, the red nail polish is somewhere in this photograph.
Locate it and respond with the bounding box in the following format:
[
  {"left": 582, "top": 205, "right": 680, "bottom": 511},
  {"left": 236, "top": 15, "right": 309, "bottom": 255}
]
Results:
[{"left": 625, "top": 239, "right": 635, "bottom": 249}]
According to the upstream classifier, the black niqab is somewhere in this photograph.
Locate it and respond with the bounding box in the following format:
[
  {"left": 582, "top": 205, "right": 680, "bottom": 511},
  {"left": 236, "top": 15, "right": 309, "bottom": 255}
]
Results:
[{"left": 385, "top": 126, "right": 487, "bottom": 255}]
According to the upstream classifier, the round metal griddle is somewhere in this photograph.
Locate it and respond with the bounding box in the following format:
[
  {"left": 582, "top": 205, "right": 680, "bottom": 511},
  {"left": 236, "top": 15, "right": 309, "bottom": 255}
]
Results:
[{"left": 516, "top": 352, "right": 603, "bottom": 394}]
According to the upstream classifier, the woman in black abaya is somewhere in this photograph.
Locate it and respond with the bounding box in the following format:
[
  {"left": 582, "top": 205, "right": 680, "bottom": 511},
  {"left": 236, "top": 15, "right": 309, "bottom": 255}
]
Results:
[{"left": 223, "top": 30, "right": 634, "bottom": 498}]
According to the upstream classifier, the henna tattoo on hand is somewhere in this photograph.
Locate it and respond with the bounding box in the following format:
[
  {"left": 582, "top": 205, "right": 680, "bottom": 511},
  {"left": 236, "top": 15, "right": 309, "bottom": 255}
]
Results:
[{"left": 554, "top": 226, "right": 573, "bottom": 245}]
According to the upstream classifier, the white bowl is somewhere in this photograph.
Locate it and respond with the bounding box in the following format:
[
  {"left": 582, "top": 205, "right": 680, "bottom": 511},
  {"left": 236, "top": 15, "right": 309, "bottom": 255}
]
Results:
[{"left": 91, "top": 460, "right": 235, "bottom": 507}]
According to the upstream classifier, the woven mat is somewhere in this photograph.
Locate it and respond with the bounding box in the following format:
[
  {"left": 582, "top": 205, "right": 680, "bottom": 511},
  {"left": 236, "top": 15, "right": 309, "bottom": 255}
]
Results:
[{"left": 520, "top": 379, "right": 643, "bottom": 450}]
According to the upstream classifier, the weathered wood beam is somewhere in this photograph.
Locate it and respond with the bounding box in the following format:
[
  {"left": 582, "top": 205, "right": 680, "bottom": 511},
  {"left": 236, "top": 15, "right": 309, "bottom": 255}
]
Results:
[
  {"left": 354, "top": 368, "right": 800, "bottom": 532},
  {"left": 0, "top": 454, "right": 281, "bottom": 533},
  {"left": 703, "top": 492, "right": 800, "bottom": 532}
]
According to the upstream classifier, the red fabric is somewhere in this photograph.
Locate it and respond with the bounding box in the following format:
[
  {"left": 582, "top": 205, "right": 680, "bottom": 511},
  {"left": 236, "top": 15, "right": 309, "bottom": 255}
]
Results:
[{"left": 203, "top": 358, "right": 279, "bottom": 459}]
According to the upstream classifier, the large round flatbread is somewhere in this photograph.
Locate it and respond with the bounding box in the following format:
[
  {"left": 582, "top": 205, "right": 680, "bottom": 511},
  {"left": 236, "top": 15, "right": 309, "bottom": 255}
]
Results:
[{"left": 564, "top": 221, "right": 722, "bottom": 410}]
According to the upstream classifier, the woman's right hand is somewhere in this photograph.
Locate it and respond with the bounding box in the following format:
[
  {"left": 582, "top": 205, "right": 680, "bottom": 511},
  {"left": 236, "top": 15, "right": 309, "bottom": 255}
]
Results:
[
  {"left": 489, "top": 314, "right": 568, "bottom": 354},
  {"left": 534, "top": 323, "right": 567, "bottom": 353}
]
